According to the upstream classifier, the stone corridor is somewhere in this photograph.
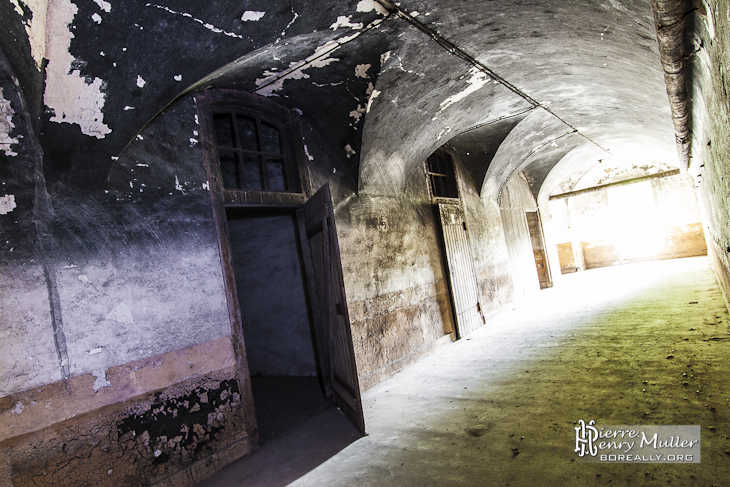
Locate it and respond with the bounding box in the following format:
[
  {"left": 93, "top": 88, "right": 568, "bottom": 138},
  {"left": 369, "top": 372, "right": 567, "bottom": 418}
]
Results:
[{"left": 203, "top": 256, "right": 730, "bottom": 486}]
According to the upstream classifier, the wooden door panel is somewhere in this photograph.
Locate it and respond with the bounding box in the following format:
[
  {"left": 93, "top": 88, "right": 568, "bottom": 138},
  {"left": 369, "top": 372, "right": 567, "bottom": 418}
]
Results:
[
  {"left": 298, "top": 183, "right": 366, "bottom": 434},
  {"left": 438, "top": 203, "right": 484, "bottom": 338},
  {"left": 526, "top": 211, "right": 553, "bottom": 288}
]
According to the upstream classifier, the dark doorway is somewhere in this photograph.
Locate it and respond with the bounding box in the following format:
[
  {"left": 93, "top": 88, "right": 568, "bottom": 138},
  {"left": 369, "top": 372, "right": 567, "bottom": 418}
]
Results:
[
  {"left": 226, "top": 208, "right": 326, "bottom": 441},
  {"left": 224, "top": 189, "right": 366, "bottom": 445}
]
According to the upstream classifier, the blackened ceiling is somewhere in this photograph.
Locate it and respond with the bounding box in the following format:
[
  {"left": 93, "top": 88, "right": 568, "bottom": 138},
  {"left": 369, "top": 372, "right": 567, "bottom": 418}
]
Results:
[{"left": 1, "top": 0, "right": 678, "bottom": 199}]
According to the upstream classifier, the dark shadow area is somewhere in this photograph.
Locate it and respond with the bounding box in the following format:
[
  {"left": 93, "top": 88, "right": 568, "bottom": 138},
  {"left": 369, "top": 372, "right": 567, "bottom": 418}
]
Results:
[
  {"left": 252, "top": 376, "right": 330, "bottom": 441},
  {"left": 196, "top": 376, "right": 361, "bottom": 487}
]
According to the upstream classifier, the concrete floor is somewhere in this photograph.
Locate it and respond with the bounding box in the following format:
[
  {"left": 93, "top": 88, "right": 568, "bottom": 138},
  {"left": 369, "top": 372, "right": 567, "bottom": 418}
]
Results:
[{"left": 201, "top": 256, "right": 730, "bottom": 486}]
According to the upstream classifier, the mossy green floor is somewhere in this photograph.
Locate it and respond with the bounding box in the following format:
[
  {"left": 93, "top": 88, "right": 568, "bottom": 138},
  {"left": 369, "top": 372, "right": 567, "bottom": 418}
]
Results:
[{"left": 204, "top": 257, "right": 730, "bottom": 486}]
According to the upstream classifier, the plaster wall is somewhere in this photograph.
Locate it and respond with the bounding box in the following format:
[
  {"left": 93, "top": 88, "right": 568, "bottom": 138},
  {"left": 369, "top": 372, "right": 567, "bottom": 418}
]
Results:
[
  {"left": 0, "top": 94, "right": 251, "bottom": 486},
  {"left": 334, "top": 172, "right": 456, "bottom": 390},
  {"left": 686, "top": 1, "right": 730, "bottom": 309},
  {"left": 332, "top": 156, "right": 519, "bottom": 388},
  {"left": 0, "top": 266, "right": 61, "bottom": 394},
  {"left": 45, "top": 96, "right": 231, "bottom": 382},
  {"left": 0, "top": 54, "right": 59, "bottom": 395}
]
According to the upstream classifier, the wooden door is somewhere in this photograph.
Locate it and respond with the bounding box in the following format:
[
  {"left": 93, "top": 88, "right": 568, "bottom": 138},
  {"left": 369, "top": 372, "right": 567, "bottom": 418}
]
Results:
[
  {"left": 297, "top": 183, "right": 366, "bottom": 434},
  {"left": 526, "top": 211, "right": 553, "bottom": 288},
  {"left": 438, "top": 203, "right": 484, "bottom": 338}
]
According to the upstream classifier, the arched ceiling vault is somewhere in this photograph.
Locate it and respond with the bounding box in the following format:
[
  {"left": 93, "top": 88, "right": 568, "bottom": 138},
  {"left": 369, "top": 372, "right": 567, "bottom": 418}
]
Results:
[
  {"left": 4, "top": 0, "right": 680, "bottom": 194},
  {"left": 358, "top": 0, "right": 679, "bottom": 200}
]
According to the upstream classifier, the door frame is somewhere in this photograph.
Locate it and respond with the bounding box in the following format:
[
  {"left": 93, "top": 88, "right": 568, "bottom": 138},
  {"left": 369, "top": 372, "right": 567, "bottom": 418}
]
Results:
[{"left": 196, "top": 90, "right": 365, "bottom": 443}]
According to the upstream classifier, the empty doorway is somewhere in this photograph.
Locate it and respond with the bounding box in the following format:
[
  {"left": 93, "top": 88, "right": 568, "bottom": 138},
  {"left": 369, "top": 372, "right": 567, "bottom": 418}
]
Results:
[
  {"left": 223, "top": 184, "right": 366, "bottom": 445},
  {"left": 226, "top": 208, "right": 325, "bottom": 441}
]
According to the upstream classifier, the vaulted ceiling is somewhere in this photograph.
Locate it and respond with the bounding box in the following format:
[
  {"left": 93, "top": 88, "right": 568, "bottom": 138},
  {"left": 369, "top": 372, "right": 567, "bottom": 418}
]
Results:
[{"left": 2, "top": 0, "right": 678, "bottom": 199}]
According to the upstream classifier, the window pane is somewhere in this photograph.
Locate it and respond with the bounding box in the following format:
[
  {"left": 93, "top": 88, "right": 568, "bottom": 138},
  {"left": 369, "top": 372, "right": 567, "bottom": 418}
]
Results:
[
  {"left": 213, "top": 114, "right": 234, "bottom": 148},
  {"left": 427, "top": 155, "right": 437, "bottom": 174},
  {"left": 432, "top": 153, "right": 447, "bottom": 175},
  {"left": 219, "top": 151, "right": 241, "bottom": 189},
  {"left": 243, "top": 154, "right": 264, "bottom": 190},
  {"left": 211, "top": 107, "right": 302, "bottom": 195},
  {"left": 447, "top": 177, "right": 458, "bottom": 197},
  {"left": 432, "top": 175, "right": 445, "bottom": 197},
  {"left": 266, "top": 158, "right": 288, "bottom": 192},
  {"left": 261, "top": 122, "right": 282, "bottom": 154},
  {"left": 236, "top": 115, "right": 258, "bottom": 151},
  {"left": 427, "top": 153, "right": 457, "bottom": 198}
]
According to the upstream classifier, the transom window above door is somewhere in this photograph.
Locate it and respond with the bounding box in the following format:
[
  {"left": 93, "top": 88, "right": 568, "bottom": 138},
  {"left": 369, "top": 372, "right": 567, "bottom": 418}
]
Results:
[
  {"left": 213, "top": 112, "right": 294, "bottom": 192},
  {"left": 198, "top": 89, "right": 311, "bottom": 206},
  {"left": 425, "top": 150, "right": 459, "bottom": 200}
]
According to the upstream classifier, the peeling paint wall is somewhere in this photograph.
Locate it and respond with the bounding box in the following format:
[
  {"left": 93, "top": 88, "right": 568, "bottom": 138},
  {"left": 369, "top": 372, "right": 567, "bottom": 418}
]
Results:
[
  {"left": 44, "top": 0, "right": 111, "bottom": 138},
  {"left": 1, "top": 344, "right": 249, "bottom": 487},
  {"left": 10, "top": 0, "right": 48, "bottom": 68},
  {"left": 0, "top": 87, "right": 20, "bottom": 157},
  {"left": 1, "top": 91, "right": 244, "bottom": 485}
]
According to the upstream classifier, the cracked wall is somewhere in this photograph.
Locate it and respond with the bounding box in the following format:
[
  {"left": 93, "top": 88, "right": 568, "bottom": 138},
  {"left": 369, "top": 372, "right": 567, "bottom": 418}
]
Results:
[
  {"left": 0, "top": 49, "right": 60, "bottom": 396},
  {"left": 1, "top": 350, "right": 249, "bottom": 487}
]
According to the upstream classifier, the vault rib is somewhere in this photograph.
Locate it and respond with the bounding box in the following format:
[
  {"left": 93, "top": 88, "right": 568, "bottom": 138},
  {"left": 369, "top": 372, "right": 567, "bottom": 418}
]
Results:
[{"left": 375, "top": 0, "right": 611, "bottom": 154}]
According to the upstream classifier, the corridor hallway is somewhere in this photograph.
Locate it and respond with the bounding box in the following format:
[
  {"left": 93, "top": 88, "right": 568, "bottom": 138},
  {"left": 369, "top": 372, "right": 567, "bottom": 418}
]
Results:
[{"left": 203, "top": 256, "right": 730, "bottom": 486}]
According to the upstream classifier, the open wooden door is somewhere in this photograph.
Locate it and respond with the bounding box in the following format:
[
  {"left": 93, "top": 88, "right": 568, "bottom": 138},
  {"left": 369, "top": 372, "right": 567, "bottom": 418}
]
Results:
[
  {"left": 526, "top": 211, "right": 553, "bottom": 289},
  {"left": 438, "top": 203, "right": 484, "bottom": 338},
  {"left": 297, "top": 183, "right": 366, "bottom": 434}
]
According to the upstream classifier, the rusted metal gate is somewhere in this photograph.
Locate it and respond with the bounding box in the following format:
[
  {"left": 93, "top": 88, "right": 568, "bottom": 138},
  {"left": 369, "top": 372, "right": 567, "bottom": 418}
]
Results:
[
  {"left": 298, "top": 183, "right": 366, "bottom": 434},
  {"left": 438, "top": 203, "right": 484, "bottom": 338}
]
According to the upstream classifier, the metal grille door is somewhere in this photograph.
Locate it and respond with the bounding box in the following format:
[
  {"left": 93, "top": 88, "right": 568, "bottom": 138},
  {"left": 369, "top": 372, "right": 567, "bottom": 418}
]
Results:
[{"left": 438, "top": 203, "right": 484, "bottom": 338}]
